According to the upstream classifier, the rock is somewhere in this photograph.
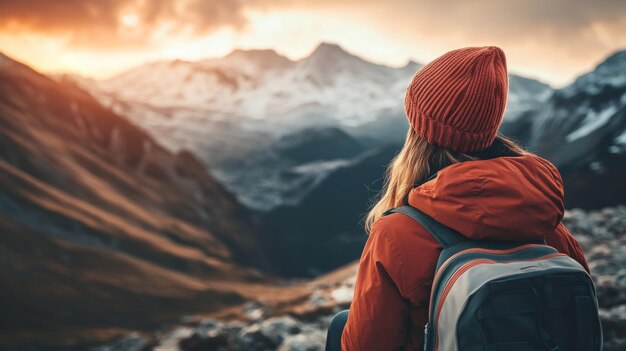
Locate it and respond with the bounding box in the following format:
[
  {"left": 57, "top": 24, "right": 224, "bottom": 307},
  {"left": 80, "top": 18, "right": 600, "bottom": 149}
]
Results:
[
  {"left": 195, "top": 318, "right": 223, "bottom": 336},
  {"left": 564, "top": 206, "right": 626, "bottom": 239},
  {"left": 596, "top": 275, "right": 626, "bottom": 308},
  {"left": 155, "top": 327, "right": 194, "bottom": 350},
  {"left": 231, "top": 316, "right": 302, "bottom": 350},
  {"left": 179, "top": 333, "right": 229, "bottom": 351},
  {"left": 600, "top": 305, "right": 626, "bottom": 351},
  {"left": 343, "top": 275, "right": 357, "bottom": 287},
  {"left": 177, "top": 318, "right": 231, "bottom": 351},
  {"left": 278, "top": 329, "right": 326, "bottom": 351},
  {"left": 221, "top": 320, "right": 246, "bottom": 335},
  {"left": 330, "top": 286, "right": 353, "bottom": 304},
  {"left": 307, "top": 291, "right": 330, "bottom": 306},
  {"left": 259, "top": 316, "right": 302, "bottom": 345},
  {"left": 563, "top": 207, "right": 626, "bottom": 350},
  {"left": 242, "top": 301, "right": 269, "bottom": 321},
  {"left": 234, "top": 324, "right": 277, "bottom": 351}
]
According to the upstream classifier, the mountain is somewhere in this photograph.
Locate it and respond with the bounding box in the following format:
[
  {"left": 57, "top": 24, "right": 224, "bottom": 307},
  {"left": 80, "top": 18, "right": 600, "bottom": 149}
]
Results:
[
  {"left": 506, "top": 74, "right": 553, "bottom": 121},
  {"left": 262, "top": 145, "right": 400, "bottom": 276},
  {"left": 74, "top": 43, "right": 552, "bottom": 211},
  {"left": 0, "top": 52, "right": 273, "bottom": 349},
  {"left": 504, "top": 49, "right": 626, "bottom": 208},
  {"left": 216, "top": 127, "right": 369, "bottom": 210},
  {"left": 275, "top": 127, "right": 365, "bottom": 164},
  {"left": 264, "top": 48, "right": 626, "bottom": 277}
]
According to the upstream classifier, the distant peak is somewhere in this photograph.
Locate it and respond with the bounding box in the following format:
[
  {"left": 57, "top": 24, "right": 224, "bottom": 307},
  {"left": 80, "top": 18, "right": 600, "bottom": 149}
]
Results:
[
  {"left": 226, "top": 48, "right": 283, "bottom": 60},
  {"left": 597, "top": 49, "right": 626, "bottom": 69},
  {"left": 165, "top": 58, "right": 191, "bottom": 67},
  {"left": 566, "top": 48, "right": 626, "bottom": 92},
  {"left": 310, "top": 42, "right": 351, "bottom": 58},
  {"left": 403, "top": 60, "right": 421, "bottom": 70},
  {"left": 584, "top": 48, "right": 626, "bottom": 79},
  {"left": 223, "top": 48, "right": 293, "bottom": 69},
  {"left": 314, "top": 42, "right": 343, "bottom": 51}
]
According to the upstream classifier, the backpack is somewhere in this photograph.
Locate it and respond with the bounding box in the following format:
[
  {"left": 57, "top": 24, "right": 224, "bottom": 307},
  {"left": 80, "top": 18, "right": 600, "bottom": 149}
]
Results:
[{"left": 384, "top": 206, "right": 603, "bottom": 351}]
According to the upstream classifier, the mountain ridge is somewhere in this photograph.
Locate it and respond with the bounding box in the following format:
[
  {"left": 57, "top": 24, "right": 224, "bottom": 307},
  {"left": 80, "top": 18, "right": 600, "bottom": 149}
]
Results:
[{"left": 72, "top": 42, "right": 554, "bottom": 211}]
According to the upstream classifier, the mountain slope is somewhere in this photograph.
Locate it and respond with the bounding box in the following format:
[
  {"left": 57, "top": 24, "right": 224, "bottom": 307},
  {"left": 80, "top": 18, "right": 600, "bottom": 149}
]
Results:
[
  {"left": 0, "top": 52, "right": 271, "bottom": 349},
  {"left": 216, "top": 127, "right": 369, "bottom": 210},
  {"left": 504, "top": 49, "right": 626, "bottom": 208},
  {"left": 74, "top": 43, "right": 551, "bottom": 210},
  {"left": 262, "top": 145, "right": 399, "bottom": 276}
]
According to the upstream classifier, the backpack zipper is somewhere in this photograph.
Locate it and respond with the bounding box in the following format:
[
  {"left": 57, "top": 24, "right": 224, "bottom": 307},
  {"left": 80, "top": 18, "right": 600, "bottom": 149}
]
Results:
[{"left": 423, "top": 322, "right": 430, "bottom": 351}]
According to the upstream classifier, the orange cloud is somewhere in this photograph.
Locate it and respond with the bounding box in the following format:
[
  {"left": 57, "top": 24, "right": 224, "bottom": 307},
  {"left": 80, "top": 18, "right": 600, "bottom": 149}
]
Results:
[
  {"left": 0, "top": 0, "right": 246, "bottom": 50},
  {"left": 0, "top": 0, "right": 624, "bottom": 85}
]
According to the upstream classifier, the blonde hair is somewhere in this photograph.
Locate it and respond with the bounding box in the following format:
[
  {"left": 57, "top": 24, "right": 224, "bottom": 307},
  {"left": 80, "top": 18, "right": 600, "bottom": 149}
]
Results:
[{"left": 364, "top": 128, "right": 527, "bottom": 234}]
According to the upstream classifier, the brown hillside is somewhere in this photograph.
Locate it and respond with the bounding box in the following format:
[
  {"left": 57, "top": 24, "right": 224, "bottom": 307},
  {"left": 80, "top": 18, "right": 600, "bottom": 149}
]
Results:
[{"left": 0, "top": 52, "right": 271, "bottom": 348}]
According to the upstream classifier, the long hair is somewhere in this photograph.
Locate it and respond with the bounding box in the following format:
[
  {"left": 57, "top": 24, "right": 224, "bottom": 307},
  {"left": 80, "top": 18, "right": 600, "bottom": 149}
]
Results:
[{"left": 364, "top": 128, "right": 527, "bottom": 234}]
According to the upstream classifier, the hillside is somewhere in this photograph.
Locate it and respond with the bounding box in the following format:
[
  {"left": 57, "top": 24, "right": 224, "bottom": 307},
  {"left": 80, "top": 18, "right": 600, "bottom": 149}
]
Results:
[
  {"left": 262, "top": 145, "right": 398, "bottom": 276},
  {"left": 0, "top": 52, "right": 272, "bottom": 349},
  {"left": 95, "top": 207, "right": 626, "bottom": 351}
]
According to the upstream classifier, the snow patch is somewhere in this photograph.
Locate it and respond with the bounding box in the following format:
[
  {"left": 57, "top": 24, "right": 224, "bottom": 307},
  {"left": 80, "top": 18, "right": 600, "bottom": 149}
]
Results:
[
  {"left": 289, "top": 159, "right": 352, "bottom": 175},
  {"left": 566, "top": 105, "right": 618, "bottom": 142},
  {"left": 616, "top": 129, "right": 626, "bottom": 144}
]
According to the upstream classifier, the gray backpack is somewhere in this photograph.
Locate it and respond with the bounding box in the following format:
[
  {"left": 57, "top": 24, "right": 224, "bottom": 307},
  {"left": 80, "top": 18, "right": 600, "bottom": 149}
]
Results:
[{"left": 385, "top": 206, "right": 602, "bottom": 351}]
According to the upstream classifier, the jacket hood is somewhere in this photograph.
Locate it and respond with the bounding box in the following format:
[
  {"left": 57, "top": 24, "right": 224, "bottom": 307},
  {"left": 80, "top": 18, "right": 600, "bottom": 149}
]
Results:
[{"left": 408, "top": 154, "right": 564, "bottom": 241}]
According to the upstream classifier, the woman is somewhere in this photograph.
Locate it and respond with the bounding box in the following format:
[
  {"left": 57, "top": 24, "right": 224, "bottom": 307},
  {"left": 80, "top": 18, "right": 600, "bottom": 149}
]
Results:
[{"left": 325, "top": 46, "right": 589, "bottom": 350}]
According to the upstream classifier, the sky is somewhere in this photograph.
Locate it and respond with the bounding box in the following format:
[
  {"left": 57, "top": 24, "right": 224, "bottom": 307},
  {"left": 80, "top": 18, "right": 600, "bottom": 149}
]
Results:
[{"left": 0, "top": 0, "right": 625, "bottom": 87}]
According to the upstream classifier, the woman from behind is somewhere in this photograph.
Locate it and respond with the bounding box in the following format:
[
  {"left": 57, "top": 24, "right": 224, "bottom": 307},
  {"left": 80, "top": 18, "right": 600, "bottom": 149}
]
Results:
[{"left": 326, "top": 46, "right": 593, "bottom": 351}]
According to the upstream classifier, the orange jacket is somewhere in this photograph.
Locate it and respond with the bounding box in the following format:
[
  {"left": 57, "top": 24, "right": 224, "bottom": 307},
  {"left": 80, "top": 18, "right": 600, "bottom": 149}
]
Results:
[{"left": 341, "top": 155, "right": 589, "bottom": 351}]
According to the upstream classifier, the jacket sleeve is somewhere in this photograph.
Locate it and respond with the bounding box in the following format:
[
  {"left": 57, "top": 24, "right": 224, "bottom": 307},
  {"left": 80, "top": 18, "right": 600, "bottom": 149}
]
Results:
[
  {"left": 546, "top": 222, "right": 590, "bottom": 273},
  {"left": 341, "top": 222, "right": 409, "bottom": 350}
]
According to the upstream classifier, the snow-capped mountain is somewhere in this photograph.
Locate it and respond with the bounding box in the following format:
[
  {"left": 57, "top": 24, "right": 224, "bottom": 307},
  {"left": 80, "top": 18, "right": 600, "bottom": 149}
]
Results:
[
  {"left": 76, "top": 43, "right": 421, "bottom": 159},
  {"left": 518, "top": 50, "right": 626, "bottom": 165},
  {"left": 504, "top": 49, "right": 626, "bottom": 208},
  {"left": 76, "top": 43, "right": 552, "bottom": 210},
  {"left": 260, "top": 49, "right": 626, "bottom": 277}
]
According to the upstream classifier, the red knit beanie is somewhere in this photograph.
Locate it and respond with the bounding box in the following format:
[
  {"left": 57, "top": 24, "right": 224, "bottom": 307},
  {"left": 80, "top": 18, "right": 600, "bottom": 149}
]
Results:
[{"left": 405, "top": 46, "right": 508, "bottom": 153}]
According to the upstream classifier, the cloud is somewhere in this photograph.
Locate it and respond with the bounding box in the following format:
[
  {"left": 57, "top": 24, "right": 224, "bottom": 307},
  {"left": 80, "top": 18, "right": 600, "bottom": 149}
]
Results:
[
  {"left": 270, "top": 0, "right": 626, "bottom": 83},
  {"left": 372, "top": 0, "right": 626, "bottom": 81},
  {"left": 395, "top": 0, "right": 626, "bottom": 46},
  {"left": 1, "top": 0, "right": 623, "bottom": 54},
  {"left": 0, "top": 0, "right": 247, "bottom": 50},
  {"left": 0, "top": 0, "right": 623, "bottom": 84}
]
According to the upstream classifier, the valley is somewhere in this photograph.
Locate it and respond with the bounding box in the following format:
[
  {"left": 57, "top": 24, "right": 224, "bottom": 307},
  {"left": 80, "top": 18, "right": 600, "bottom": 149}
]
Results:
[{"left": 1, "top": 44, "right": 625, "bottom": 350}]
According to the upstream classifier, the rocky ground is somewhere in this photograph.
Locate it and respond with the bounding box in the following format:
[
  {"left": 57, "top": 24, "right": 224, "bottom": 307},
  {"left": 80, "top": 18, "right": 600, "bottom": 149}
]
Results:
[
  {"left": 95, "top": 206, "right": 626, "bottom": 351},
  {"left": 565, "top": 206, "right": 626, "bottom": 351}
]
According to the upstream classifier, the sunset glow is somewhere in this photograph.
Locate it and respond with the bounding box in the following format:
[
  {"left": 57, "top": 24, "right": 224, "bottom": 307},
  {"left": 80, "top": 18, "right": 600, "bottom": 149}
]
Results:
[{"left": 0, "top": 0, "right": 625, "bottom": 86}]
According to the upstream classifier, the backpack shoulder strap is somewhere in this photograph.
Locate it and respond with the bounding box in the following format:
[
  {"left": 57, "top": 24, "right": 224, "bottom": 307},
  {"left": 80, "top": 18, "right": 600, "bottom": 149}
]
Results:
[{"left": 383, "top": 206, "right": 463, "bottom": 249}]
